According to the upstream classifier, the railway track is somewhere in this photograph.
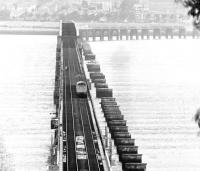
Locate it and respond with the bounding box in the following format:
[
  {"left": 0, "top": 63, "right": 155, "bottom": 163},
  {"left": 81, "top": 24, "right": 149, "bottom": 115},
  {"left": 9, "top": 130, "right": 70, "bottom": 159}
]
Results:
[
  {"left": 62, "top": 37, "right": 100, "bottom": 171},
  {"left": 79, "top": 100, "right": 100, "bottom": 171},
  {"left": 73, "top": 41, "right": 100, "bottom": 171},
  {"left": 63, "top": 47, "right": 78, "bottom": 171}
]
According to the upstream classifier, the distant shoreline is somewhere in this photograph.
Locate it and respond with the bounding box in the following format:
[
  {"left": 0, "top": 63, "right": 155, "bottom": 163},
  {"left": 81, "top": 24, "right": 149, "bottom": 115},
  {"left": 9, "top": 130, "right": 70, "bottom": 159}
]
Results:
[
  {"left": 0, "top": 21, "right": 59, "bottom": 35},
  {"left": 0, "top": 20, "right": 192, "bottom": 35},
  {"left": 0, "top": 20, "right": 59, "bottom": 27},
  {"left": 0, "top": 30, "right": 59, "bottom": 35}
]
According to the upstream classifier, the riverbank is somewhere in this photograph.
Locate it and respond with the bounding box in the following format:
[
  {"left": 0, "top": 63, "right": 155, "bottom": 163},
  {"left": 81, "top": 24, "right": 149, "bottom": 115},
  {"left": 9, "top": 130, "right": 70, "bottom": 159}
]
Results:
[
  {"left": 0, "top": 21, "right": 59, "bottom": 35},
  {"left": 0, "top": 20, "right": 191, "bottom": 35}
]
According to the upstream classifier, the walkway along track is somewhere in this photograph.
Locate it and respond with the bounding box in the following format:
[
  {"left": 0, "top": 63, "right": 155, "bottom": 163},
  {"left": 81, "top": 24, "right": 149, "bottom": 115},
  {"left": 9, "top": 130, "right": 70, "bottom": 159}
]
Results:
[{"left": 62, "top": 36, "right": 100, "bottom": 171}]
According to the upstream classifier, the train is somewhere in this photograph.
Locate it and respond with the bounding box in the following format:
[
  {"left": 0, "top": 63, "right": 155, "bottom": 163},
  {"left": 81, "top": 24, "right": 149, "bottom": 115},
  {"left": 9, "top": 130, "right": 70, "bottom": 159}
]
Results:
[
  {"left": 62, "top": 22, "right": 77, "bottom": 36},
  {"left": 76, "top": 136, "right": 89, "bottom": 170},
  {"left": 76, "top": 81, "right": 87, "bottom": 97}
]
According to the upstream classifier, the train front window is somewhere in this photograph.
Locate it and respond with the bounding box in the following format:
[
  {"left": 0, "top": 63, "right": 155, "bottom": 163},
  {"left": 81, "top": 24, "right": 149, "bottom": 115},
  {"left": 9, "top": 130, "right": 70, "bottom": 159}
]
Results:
[{"left": 77, "top": 82, "right": 86, "bottom": 86}]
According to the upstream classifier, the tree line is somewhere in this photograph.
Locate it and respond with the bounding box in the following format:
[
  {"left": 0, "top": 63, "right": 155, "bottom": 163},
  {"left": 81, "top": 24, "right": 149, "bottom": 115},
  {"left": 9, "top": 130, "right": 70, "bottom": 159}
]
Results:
[{"left": 177, "top": 0, "right": 200, "bottom": 28}]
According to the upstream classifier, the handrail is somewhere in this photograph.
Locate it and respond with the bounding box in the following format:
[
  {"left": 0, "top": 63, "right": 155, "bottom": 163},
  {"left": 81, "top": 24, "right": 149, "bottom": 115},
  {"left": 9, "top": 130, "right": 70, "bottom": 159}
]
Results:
[{"left": 58, "top": 40, "right": 63, "bottom": 171}]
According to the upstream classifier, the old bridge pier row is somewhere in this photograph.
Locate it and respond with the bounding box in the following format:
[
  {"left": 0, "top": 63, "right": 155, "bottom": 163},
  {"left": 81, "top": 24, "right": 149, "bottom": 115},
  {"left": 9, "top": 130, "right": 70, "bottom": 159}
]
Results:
[
  {"left": 51, "top": 22, "right": 149, "bottom": 171},
  {"left": 79, "top": 27, "right": 200, "bottom": 41}
]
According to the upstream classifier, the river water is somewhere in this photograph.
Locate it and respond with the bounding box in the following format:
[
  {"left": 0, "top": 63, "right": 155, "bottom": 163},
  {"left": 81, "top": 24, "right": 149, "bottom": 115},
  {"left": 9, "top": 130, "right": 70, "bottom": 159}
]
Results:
[
  {"left": 0, "top": 35, "right": 56, "bottom": 171},
  {"left": 90, "top": 39, "right": 200, "bottom": 171},
  {"left": 0, "top": 35, "right": 200, "bottom": 171}
]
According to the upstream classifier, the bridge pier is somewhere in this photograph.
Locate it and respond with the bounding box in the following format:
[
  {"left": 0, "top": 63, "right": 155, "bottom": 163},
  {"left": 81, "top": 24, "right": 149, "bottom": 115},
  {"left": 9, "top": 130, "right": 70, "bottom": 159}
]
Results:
[
  {"left": 178, "top": 28, "right": 186, "bottom": 39},
  {"left": 108, "top": 31, "right": 112, "bottom": 41},
  {"left": 153, "top": 29, "right": 161, "bottom": 39},
  {"left": 141, "top": 29, "right": 149, "bottom": 40},
  {"left": 192, "top": 29, "right": 200, "bottom": 39},
  {"left": 87, "top": 30, "right": 94, "bottom": 41},
  {"left": 100, "top": 33, "right": 104, "bottom": 41},
  {"left": 93, "top": 35, "right": 96, "bottom": 41},
  {"left": 102, "top": 29, "right": 110, "bottom": 41},
  {"left": 120, "top": 29, "right": 129, "bottom": 40},
  {"left": 85, "top": 33, "right": 89, "bottom": 41},
  {"left": 110, "top": 29, "right": 119, "bottom": 41},
  {"left": 93, "top": 29, "right": 101, "bottom": 41},
  {"left": 165, "top": 28, "right": 173, "bottom": 39},
  {"left": 83, "top": 41, "right": 147, "bottom": 171},
  {"left": 79, "top": 25, "right": 188, "bottom": 41},
  {"left": 130, "top": 29, "right": 138, "bottom": 40}
]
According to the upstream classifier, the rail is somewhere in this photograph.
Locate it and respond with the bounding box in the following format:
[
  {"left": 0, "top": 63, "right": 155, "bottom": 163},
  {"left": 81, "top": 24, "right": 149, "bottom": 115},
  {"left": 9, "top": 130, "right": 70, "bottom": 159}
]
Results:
[{"left": 64, "top": 44, "right": 78, "bottom": 171}]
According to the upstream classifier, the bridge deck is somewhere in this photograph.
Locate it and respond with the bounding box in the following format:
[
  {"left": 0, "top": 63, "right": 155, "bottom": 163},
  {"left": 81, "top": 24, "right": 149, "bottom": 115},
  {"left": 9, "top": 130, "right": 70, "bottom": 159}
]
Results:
[{"left": 62, "top": 37, "right": 101, "bottom": 171}]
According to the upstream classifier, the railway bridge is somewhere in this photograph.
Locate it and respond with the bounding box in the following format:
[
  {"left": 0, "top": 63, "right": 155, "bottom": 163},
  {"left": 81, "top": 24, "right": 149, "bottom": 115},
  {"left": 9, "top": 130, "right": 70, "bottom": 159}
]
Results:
[
  {"left": 51, "top": 23, "right": 108, "bottom": 171},
  {"left": 51, "top": 21, "right": 148, "bottom": 171},
  {"left": 77, "top": 22, "right": 199, "bottom": 41}
]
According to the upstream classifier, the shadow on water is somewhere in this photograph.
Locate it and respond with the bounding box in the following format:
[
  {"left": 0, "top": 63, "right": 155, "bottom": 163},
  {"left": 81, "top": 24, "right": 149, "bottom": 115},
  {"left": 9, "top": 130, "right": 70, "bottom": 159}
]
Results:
[
  {"left": 0, "top": 139, "right": 15, "bottom": 171},
  {"left": 47, "top": 145, "right": 59, "bottom": 171}
]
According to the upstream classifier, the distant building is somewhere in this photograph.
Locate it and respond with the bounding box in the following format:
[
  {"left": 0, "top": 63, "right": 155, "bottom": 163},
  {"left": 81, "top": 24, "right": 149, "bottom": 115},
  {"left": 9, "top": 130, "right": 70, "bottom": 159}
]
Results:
[
  {"left": 112, "top": 0, "right": 123, "bottom": 9},
  {"left": 139, "top": 0, "right": 186, "bottom": 14},
  {"left": 87, "top": 0, "right": 112, "bottom": 11},
  {"left": 80, "top": 0, "right": 123, "bottom": 11}
]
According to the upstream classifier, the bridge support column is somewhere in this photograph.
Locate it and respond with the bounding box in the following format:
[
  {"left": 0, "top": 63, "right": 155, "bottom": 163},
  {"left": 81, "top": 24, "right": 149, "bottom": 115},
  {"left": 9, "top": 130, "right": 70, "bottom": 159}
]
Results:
[
  {"left": 166, "top": 29, "right": 173, "bottom": 39},
  {"left": 179, "top": 33, "right": 186, "bottom": 39},
  {"left": 117, "top": 30, "right": 120, "bottom": 40},
  {"left": 147, "top": 33, "right": 150, "bottom": 39},
  {"left": 85, "top": 31, "right": 89, "bottom": 41},
  {"left": 93, "top": 35, "right": 96, "bottom": 41},
  {"left": 141, "top": 34, "right": 144, "bottom": 40},
  {"left": 136, "top": 34, "right": 139, "bottom": 40},
  {"left": 130, "top": 34, "right": 133, "bottom": 40},
  {"left": 86, "top": 36, "right": 89, "bottom": 41},
  {"left": 192, "top": 30, "right": 199, "bottom": 39},
  {"left": 192, "top": 31, "right": 196, "bottom": 39},
  {"left": 108, "top": 31, "right": 112, "bottom": 41},
  {"left": 117, "top": 34, "right": 119, "bottom": 40},
  {"left": 79, "top": 30, "right": 88, "bottom": 41},
  {"left": 110, "top": 29, "right": 119, "bottom": 41},
  {"left": 130, "top": 29, "right": 138, "bottom": 40},
  {"left": 141, "top": 29, "right": 149, "bottom": 40},
  {"left": 156, "top": 35, "right": 161, "bottom": 39},
  {"left": 120, "top": 30, "right": 128, "bottom": 40},
  {"left": 100, "top": 31, "right": 104, "bottom": 41},
  {"left": 120, "top": 32, "right": 122, "bottom": 40},
  {"left": 178, "top": 28, "right": 186, "bottom": 39},
  {"left": 153, "top": 29, "right": 161, "bottom": 39},
  {"left": 126, "top": 32, "right": 129, "bottom": 40}
]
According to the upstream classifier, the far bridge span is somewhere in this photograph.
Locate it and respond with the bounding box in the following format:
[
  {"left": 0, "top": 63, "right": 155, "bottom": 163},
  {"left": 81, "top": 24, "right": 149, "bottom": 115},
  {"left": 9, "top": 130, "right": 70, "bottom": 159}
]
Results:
[{"left": 77, "top": 22, "right": 199, "bottom": 41}]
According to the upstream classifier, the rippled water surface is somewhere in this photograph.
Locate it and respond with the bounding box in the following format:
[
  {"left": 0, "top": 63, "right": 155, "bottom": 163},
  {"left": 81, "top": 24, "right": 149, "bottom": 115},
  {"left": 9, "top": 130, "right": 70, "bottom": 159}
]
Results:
[
  {"left": 0, "top": 35, "right": 56, "bottom": 171},
  {"left": 90, "top": 39, "right": 200, "bottom": 171},
  {"left": 1, "top": 35, "right": 200, "bottom": 171}
]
